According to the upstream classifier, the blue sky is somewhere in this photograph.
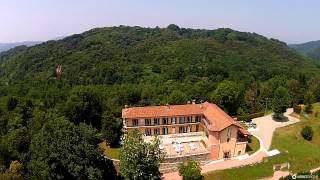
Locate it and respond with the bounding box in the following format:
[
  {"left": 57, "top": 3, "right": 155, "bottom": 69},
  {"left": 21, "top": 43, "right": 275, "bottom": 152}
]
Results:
[{"left": 0, "top": 0, "right": 319, "bottom": 44}]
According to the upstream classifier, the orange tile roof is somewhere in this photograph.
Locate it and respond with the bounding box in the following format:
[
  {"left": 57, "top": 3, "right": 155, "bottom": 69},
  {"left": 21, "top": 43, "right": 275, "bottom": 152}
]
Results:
[{"left": 122, "top": 102, "right": 243, "bottom": 132}]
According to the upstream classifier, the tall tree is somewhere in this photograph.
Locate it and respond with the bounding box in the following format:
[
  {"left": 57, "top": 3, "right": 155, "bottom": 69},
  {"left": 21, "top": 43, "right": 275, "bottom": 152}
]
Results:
[
  {"left": 119, "top": 131, "right": 164, "bottom": 180},
  {"left": 26, "top": 117, "right": 116, "bottom": 179},
  {"left": 209, "top": 81, "right": 242, "bottom": 115},
  {"left": 178, "top": 160, "right": 203, "bottom": 180},
  {"left": 63, "top": 86, "right": 104, "bottom": 130},
  {"left": 272, "top": 86, "right": 291, "bottom": 119},
  {"left": 101, "top": 112, "right": 123, "bottom": 147},
  {"left": 168, "top": 90, "right": 188, "bottom": 105}
]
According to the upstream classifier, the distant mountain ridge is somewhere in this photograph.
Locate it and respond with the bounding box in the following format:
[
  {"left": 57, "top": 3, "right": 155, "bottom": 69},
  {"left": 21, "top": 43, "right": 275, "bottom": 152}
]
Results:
[
  {"left": 290, "top": 40, "right": 320, "bottom": 60},
  {"left": 0, "top": 41, "right": 41, "bottom": 52}
]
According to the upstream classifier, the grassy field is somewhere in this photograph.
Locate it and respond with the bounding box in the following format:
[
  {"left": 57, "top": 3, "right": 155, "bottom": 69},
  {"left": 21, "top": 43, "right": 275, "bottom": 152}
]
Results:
[
  {"left": 99, "top": 141, "right": 121, "bottom": 160},
  {"left": 205, "top": 104, "right": 320, "bottom": 180}
]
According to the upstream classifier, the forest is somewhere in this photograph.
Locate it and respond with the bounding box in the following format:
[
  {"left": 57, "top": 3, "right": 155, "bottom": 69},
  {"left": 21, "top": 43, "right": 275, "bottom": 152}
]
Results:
[{"left": 1, "top": 24, "right": 320, "bottom": 179}]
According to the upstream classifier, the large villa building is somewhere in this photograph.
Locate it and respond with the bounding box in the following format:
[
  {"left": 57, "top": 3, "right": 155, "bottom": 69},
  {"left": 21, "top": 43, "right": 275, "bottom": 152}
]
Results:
[{"left": 122, "top": 101, "right": 251, "bottom": 160}]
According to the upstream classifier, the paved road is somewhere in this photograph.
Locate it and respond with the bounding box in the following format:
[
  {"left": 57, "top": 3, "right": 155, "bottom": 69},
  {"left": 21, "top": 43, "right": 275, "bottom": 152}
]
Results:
[{"left": 250, "top": 108, "right": 300, "bottom": 151}]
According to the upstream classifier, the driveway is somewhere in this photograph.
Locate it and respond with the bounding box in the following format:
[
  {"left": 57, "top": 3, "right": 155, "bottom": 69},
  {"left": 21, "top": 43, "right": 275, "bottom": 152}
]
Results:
[{"left": 250, "top": 108, "right": 300, "bottom": 151}]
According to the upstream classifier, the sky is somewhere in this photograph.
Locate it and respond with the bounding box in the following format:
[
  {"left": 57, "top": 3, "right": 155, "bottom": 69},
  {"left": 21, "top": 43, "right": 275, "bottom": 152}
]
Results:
[{"left": 0, "top": 0, "right": 319, "bottom": 44}]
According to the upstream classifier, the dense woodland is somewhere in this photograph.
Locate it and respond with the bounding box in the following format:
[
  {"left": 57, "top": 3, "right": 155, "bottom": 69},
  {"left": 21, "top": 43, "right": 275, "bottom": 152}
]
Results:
[{"left": 1, "top": 25, "right": 320, "bottom": 179}]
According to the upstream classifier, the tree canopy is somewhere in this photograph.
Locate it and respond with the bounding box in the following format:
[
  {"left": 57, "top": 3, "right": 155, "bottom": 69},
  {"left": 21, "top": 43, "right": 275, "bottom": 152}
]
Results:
[{"left": 119, "top": 131, "right": 164, "bottom": 180}]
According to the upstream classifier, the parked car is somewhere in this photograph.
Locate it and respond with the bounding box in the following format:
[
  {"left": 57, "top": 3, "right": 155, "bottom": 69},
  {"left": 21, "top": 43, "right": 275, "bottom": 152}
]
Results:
[{"left": 249, "top": 122, "right": 257, "bottom": 129}]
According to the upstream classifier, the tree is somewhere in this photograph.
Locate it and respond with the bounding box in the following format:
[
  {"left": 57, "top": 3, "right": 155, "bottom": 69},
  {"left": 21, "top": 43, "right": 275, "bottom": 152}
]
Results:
[
  {"left": 244, "top": 84, "right": 260, "bottom": 113},
  {"left": 304, "top": 91, "right": 315, "bottom": 113},
  {"left": 301, "top": 126, "right": 313, "bottom": 141},
  {"left": 26, "top": 117, "right": 116, "bottom": 179},
  {"left": 7, "top": 97, "right": 19, "bottom": 111},
  {"left": 168, "top": 90, "right": 188, "bottom": 105},
  {"left": 272, "top": 86, "right": 291, "bottom": 119},
  {"left": 101, "top": 112, "right": 123, "bottom": 147},
  {"left": 119, "top": 131, "right": 164, "bottom": 180},
  {"left": 63, "top": 86, "right": 104, "bottom": 130},
  {"left": 178, "top": 160, "right": 203, "bottom": 180},
  {"left": 286, "top": 79, "right": 302, "bottom": 104},
  {"left": 209, "top": 81, "right": 242, "bottom": 115}
]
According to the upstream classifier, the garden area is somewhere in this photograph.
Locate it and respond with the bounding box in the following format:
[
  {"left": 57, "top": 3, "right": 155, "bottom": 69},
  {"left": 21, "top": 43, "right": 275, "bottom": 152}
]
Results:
[
  {"left": 99, "top": 141, "right": 121, "bottom": 160},
  {"left": 204, "top": 103, "right": 320, "bottom": 180}
]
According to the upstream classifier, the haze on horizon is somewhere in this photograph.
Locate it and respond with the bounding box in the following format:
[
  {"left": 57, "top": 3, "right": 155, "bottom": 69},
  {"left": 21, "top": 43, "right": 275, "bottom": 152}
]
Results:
[{"left": 1, "top": 0, "right": 319, "bottom": 44}]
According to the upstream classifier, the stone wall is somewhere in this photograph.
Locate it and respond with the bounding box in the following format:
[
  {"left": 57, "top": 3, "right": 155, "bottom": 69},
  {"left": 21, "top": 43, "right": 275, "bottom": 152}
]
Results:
[
  {"left": 106, "top": 153, "right": 210, "bottom": 175},
  {"left": 160, "top": 153, "right": 210, "bottom": 173}
]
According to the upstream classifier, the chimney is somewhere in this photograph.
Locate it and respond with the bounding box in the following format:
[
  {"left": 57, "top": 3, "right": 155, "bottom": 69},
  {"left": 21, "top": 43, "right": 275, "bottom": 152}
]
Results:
[
  {"left": 166, "top": 103, "right": 170, "bottom": 109},
  {"left": 192, "top": 100, "right": 196, "bottom": 104},
  {"left": 124, "top": 105, "right": 129, "bottom": 109}
]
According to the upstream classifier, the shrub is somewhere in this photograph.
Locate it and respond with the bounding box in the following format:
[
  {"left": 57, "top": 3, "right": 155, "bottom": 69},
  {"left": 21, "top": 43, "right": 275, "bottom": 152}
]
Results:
[
  {"left": 293, "top": 104, "right": 302, "bottom": 114},
  {"left": 301, "top": 126, "right": 313, "bottom": 141},
  {"left": 178, "top": 160, "right": 203, "bottom": 180},
  {"left": 304, "top": 104, "right": 313, "bottom": 113}
]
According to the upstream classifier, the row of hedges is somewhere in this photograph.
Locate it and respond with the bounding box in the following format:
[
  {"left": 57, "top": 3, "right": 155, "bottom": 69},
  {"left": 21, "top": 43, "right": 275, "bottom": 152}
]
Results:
[{"left": 237, "top": 112, "right": 265, "bottom": 121}]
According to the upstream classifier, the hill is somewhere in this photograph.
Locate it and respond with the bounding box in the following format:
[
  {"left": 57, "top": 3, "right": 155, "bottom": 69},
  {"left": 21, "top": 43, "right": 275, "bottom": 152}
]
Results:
[
  {"left": 290, "top": 40, "right": 320, "bottom": 60},
  {"left": 0, "top": 41, "right": 41, "bottom": 53},
  {"left": 0, "top": 25, "right": 319, "bottom": 114}
]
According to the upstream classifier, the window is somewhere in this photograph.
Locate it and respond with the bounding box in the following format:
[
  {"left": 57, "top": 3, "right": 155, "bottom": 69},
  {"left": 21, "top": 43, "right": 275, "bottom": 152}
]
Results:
[
  {"left": 179, "top": 117, "right": 185, "bottom": 124},
  {"left": 223, "top": 151, "right": 231, "bottom": 158},
  {"left": 162, "top": 118, "right": 168, "bottom": 125},
  {"left": 154, "top": 128, "right": 160, "bottom": 135},
  {"left": 162, "top": 127, "right": 168, "bottom": 135},
  {"left": 179, "top": 126, "right": 183, "bottom": 133},
  {"left": 187, "top": 116, "right": 192, "bottom": 123},
  {"left": 145, "top": 119, "right": 151, "bottom": 126},
  {"left": 171, "top": 117, "right": 176, "bottom": 124},
  {"left": 227, "top": 128, "right": 231, "bottom": 138},
  {"left": 196, "top": 125, "right": 199, "bottom": 132},
  {"left": 227, "top": 138, "right": 230, "bottom": 143},
  {"left": 195, "top": 115, "right": 201, "bottom": 122},
  {"left": 133, "top": 119, "right": 139, "bottom": 127},
  {"left": 179, "top": 126, "right": 187, "bottom": 133},
  {"left": 145, "top": 129, "right": 152, "bottom": 136},
  {"left": 187, "top": 125, "right": 191, "bottom": 133},
  {"left": 154, "top": 118, "right": 160, "bottom": 125}
]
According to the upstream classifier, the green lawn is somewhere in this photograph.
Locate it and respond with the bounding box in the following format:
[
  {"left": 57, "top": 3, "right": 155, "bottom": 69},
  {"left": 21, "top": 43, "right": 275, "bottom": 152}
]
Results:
[
  {"left": 246, "top": 136, "right": 260, "bottom": 155},
  {"left": 205, "top": 104, "right": 320, "bottom": 180},
  {"left": 99, "top": 141, "right": 121, "bottom": 160}
]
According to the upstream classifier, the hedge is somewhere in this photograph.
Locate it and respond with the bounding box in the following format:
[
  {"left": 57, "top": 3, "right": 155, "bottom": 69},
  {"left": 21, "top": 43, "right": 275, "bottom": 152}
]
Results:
[{"left": 237, "top": 112, "right": 265, "bottom": 121}]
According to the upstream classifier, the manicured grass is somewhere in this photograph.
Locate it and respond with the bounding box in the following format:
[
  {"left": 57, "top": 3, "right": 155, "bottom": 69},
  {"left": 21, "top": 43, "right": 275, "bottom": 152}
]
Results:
[
  {"left": 204, "top": 161, "right": 273, "bottom": 180},
  {"left": 99, "top": 141, "right": 121, "bottom": 160},
  {"left": 245, "top": 136, "right": 260, "bottom": 155},
  {"left": 205, "top": 104, "right": 320, "bottom": 180}
]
